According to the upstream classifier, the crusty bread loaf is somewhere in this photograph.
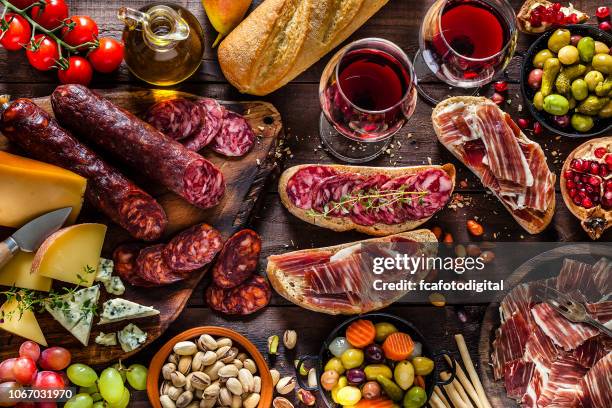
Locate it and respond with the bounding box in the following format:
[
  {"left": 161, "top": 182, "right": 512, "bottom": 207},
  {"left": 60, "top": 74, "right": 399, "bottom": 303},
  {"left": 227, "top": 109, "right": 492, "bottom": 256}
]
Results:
[
  {"left": 278, "top": 163, "right": 456, "bottom": 236},
  {"left": 431, "top": 96, "right": 555, "bottom": 235},
  {"left": 266, "top": 229, "right": 437, "bottom": 315},
  {"left": 218, "top": 0, "right": 389, "bottom": 96}
]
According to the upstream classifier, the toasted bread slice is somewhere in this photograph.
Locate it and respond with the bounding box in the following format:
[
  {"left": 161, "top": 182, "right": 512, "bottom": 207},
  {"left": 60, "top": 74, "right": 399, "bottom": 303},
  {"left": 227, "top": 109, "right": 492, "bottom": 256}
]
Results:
[
  {"left": 278, "top": 164, "right": 456, "bottom": 236},
  {"left": 517, "top": 0, "right": 589, "bottom": 34},
  {"left": 266, "top": 229, "right": 437, "bottom": 315},
  {"left": 432, "top": 96, "right": 555, "bottom": 235}
]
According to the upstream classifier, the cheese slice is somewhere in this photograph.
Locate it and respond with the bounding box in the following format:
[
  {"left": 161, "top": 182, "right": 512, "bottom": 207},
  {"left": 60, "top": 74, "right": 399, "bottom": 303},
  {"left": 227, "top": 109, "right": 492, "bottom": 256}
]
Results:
[
  {"left": 33, "top": 224, "right": 107, "bottom": 287},
  {"left": 95, "top": 258, "right": 114, "bottom": 284},
  {"left": 0, "top": 251, "right": 52, "bottom": 292},
  {"left": 45, "top": 285, "right": 100, "bottom": 346},
  {"left": 98, "top": 298, "right": 159, "bottom": 325},
  {"left": 118, "top": 323, "right": 147, "bottom": 352},
  {"left": 0, "top": 296, "right": 47, "bottom": 346},
  {"left": 0, "top": 151, "right": 86, "bottom": 228},
  {"left": 95, "top": 332, "right": 118, "bottom": 346}
]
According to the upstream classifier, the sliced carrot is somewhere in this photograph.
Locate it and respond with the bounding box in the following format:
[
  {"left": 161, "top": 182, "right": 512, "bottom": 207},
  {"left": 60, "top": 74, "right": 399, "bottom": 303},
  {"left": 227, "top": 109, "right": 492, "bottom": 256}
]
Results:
[
  {"left": 354, "top": 397, "right": 395, "bottom": 408},
  {"left": 382, "top": 332, "right": 414, "bottom": 361},
  {"left": 346, "top": 319, "right": 376, "bottom": 348}
]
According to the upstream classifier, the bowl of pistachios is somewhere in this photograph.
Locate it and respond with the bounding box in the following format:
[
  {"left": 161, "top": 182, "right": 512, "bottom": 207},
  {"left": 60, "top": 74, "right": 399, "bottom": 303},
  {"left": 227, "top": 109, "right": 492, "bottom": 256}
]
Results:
[{"left": 147, "top": 327, "right": 273, "bottom": 408}]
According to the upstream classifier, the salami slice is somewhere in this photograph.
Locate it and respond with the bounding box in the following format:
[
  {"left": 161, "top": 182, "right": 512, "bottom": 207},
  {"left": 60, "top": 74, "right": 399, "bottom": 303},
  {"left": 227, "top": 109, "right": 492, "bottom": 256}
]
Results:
[
  {"left": 311, "top": 174, "right": 363, "bottom": 216},
  {"left": 113, "top": 244, "right": 154, "bottom": 287},
  {"left": 206, "top": 275, "right": 271, "bottom": 315},
  {"left": 286, "top": 166, "right": 338, "bottom": 209},
  {"left": 375, "top": 175, "right": 417, "bottom": 225},
  {"left": 135, "top": 244, "right": 183, "bottom": 286},
  {"left": 143, "top": 98, "right": 201, "bottom": 141},
  {"left": 210, "top": 110, "right": 255, "bottom": 157},
  {"left": 162, "top": 223, "right": 223, "bottom": 272},
  {"left": 402, "top": 168, "right": 453, "bottom": 220},
  {"left": 212, "top": 229, "right": 261, "bottom": 289},
  {"left": 350, "top": 174, "right": 391, "bottom": 226},
  {"left": 183, "top": 158, "right": 226, "bottom": 209},
  {"left": 182, "top": 98, "right": 225, "bottom": 152}
]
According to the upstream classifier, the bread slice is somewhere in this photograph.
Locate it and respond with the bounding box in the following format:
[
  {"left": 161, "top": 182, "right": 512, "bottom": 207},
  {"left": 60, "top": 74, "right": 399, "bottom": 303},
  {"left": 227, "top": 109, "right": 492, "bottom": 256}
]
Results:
[
  {"left": 278, "top": 163, "right": 456, "bottom": 236},
  {"left": 432, "top": 96, "right": 555, "bottom": 235},
  {"left": 266, "top": 229, "right": 437, "bottom": 315}
]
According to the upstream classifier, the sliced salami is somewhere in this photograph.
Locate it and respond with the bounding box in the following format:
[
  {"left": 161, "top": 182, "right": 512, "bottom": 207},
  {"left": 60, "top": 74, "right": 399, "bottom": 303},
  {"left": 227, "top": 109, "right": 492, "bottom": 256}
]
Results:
[
  {"left": 135, "top": 244, "right": 183, "bottom": 286},
  {"left": 206, "top": 275, "right": 271, "bottom": 315},
  {"left": 402, "top": 168, "right": 453, "bottom": 220},
  {"left": 212, "top": 229, "right": 262, "bottom": 289},
  {"left": 162, "top": 223, "right": 223, "bottom": 272},
  {"left": 182, "top": 98, "right": 225, "bottom": 152},
  {"left": 183, "top": 158, "right": 226, "bottom": 209},
  {"left": 350, "top": 174, "right": 391, "bottom": 226},
  {"left": 143, "top": 98, "right": 201, "bottom": 141},
  {"left": 210, "top": 110, "right": 255, "bottom": 157},
  {"left": 286, "top": 166, "right": 338, "bottom": 209},
  {"left": 113, "top": 244, "right": 154, "bottom": 287},
  {"left": 311, "top": 173, "right": 363, "bottom": 216}
]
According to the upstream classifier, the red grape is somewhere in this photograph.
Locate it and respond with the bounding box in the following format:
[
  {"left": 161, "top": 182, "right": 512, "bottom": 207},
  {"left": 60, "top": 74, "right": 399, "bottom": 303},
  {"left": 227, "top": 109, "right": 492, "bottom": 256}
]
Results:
[
  {"left": 19, "top": 341, "right": 41, "bottom": 361},
  {"left": 34, "top": 403, "right": 57, "bottom": 408},
  {"left": 0, "top": 358, "right": 17, "bottom": 382},
  {"left": 12, "top": 357, "right": 37, "bottom": 385},
  {"left": 38, "top": 347, "right": 71, "bottom": 371},
  {"left": 0, "top": 381, "right": 22, "bottom": 406},
  {"left": 33, "top": 371, "right": 65, "bottom": 389},
  {"left": 596, "top": 6, "right": 610, "bottom": 20}
]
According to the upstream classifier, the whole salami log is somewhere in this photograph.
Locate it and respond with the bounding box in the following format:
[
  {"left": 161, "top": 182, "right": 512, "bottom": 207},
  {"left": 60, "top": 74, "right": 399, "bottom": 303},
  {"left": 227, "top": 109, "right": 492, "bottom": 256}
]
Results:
[
  {"left": 206, "top": 275, "right": 271, "bottom": 315},
  {"left": 113, "top": 244, "right": 153, "bottom": 287},
  {"left": 212, "top": 229, "right": 262, "bottom": 289},
  {"left": 162, "top": 223, "right": 223, "bottom": 272},
  {"left": 0, "top": 98, "right": 167, "bottom": 241},
  {"left": 135, "top": 244, "right": 183, "bottom": 286},
  {"left": 50, "top": 85, "right": 226, "bottom": 209}
]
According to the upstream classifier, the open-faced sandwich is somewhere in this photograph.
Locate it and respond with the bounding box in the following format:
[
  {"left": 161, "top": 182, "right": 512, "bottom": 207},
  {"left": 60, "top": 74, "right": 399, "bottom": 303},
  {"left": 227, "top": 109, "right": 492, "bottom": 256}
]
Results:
[
  {"left": 517, "top": 0, "right": 589, "bottom": 34},
  {"left": 279, "top": 164, "right": 455, "bottom": 236},
  {"left": 432, "top": 96, "right": 556, "bottom": 234}
]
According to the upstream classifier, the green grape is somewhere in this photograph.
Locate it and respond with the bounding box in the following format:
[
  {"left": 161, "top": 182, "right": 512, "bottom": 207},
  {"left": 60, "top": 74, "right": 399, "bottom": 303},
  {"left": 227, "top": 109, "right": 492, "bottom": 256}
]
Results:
[
  {"left": 126, "top": 364, "right": 148, "bottom": 391},
  {"left": 99, "top": 367, "right": 126, "bottom": 404},
  {"left": 112, "top": 362, "right": 127, "bottom": 383},
  {"left": 67, "top": 364, "right": 98, "bottom": 387},
  {"left": 91, "top": 392, "right": 102, "bottom": 402},
  {"left": 64, "top": 393, "right": 94, "bottom": 408},
  {"left": 79, "top": 383, "right": 98, "bottom": 395},
  {"left": 107, "top": 387, "right": 130, "bottom": 408},
  {"left": 92, "top": 402, "right": 105, "bottom": 408}
]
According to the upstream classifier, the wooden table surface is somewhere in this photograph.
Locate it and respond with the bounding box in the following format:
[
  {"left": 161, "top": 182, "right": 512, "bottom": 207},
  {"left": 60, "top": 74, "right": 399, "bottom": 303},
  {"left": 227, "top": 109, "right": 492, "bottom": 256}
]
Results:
[{"left": 0, "top": 0, "right": 608, "bottom": 406}]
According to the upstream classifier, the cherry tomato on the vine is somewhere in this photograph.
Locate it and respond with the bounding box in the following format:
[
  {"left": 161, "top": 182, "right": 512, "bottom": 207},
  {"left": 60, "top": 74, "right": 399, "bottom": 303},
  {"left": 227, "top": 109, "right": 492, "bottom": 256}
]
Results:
[
  {"left": 61, "top": 15, "right": 99, "bottom": 49},
  {"left": 0, "top": 13, "right": 31, "bottom": 51},
  {"left": 58, "top": 56, "right": 93, "bottom": 86},
  {"left": 8, "top": 0, "right": 36, "bottom": 8},
  {"left": 88, "top": 37, "right": 124, "bottom": 73},
  {"left": 26, "top": 34, "right": 59, "bottom": 71},
  {"left": 30, "top": 0, "right": 69, "bottom": 30}
]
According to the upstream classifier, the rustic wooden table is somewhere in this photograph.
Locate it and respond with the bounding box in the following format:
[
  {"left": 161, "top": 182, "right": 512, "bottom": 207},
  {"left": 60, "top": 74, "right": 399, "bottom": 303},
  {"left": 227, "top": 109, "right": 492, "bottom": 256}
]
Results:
[{"left": 0, "top": 0, "right": 608, "bottom": 406}]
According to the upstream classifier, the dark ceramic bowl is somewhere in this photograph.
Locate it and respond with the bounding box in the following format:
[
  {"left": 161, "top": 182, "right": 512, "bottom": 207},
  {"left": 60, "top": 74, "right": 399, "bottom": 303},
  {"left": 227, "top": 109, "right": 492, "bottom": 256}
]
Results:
[
  {"left": 295, "top": 313, "right": 456, "bottom": 407},
  {"left": 521, "top": 24, "right": 612, "bottom": 138}
]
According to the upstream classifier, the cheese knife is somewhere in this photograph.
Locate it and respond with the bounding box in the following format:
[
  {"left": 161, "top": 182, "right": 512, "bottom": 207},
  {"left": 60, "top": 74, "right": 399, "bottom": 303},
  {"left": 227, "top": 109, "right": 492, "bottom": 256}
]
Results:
[{"left": 0, "top": 207, "right": 73, "bottom": 269}]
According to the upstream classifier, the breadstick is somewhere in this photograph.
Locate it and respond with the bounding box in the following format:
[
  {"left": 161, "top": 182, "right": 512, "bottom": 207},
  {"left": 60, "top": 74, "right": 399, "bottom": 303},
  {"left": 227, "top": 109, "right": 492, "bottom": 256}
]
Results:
[
  {"left": 455, "top": 334, "right": 493, "bottom": 408},
  {"left": 445, "top": 355, "right": 484, "bottom": 408},
  {"left": 452, "top": 377, "right": 474, "bottom": 408},
  {"left": 441, "top": 371, "right": 468, "bottom": 408},
  {"left": 430, "top": 392, "right": 447, "bottom": 408},
  {"left": 434, "top": 385, "right": 452, "bottom": 408}
]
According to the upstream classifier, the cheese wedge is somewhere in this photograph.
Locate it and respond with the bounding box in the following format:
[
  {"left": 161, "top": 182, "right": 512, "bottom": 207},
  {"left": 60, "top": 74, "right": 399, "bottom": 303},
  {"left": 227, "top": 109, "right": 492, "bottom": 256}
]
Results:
[
  {"left": 0, "top": 251, "right": 52, "bottom": 292},
  {"left": 32, "top": 224, "right": 107, "bottom": 287},
  {"left": 98, "top": 298, "right": 159, "bottom": 325},
  {"left": 0, "top": 151, "right": 86, "bottom": 228},
  {"left": 45, "top": 285, "right": 100, "bottom": 346},
  {"left": 0, "top": 296, "right": 47, "bottom": 346},
  {"left": 118, "top": 323, "right": 147, "bottom": 352}
]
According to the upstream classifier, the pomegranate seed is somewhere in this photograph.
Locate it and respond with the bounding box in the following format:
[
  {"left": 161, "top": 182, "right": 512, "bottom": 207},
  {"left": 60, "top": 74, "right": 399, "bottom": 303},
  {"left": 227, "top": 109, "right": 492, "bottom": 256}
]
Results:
[
  {"left": 530, "top": 13, "right": 542, "bottom": 27},
  {"left": 600, "top": 21, "right": 612, "bottom": 32},
  {"left": 491, "top": 92, "right": 505, "bottom": 105},
  {"left": 571, "top": 159, "right": 582, "bottom": 171},
  {"left": 569, "top": 188, "right": 578, "bottom": 198},
  {"left": 590, "top": 162, "right": 600, "bottom": 175},
  {"left": 601, "top": 165, "right": 609, "bottom": 177},
  {"left": 586, "top": 184, "right": 595, "bottom": 194},
  {"left": 580, "top": 160, "right": 590, "bottom": 172},
  {"left": 581, "top": 174, "right": 589, "bottom": 182},
  {"left": 582, "top": 197, "right": 593, "bottom": 209},
  {"left": 593, "top": 195, "right": 600, "bottom": 204},
  {"left": 606, "top": 154, "right": 612, "bottom": 166},
  {"left": 594, "top": 147, "right": 608, "bottom": 158},
  {"left": 535, "top": 5, "right": 546, "bottom": 13},
  {"left": 533, "top": 121, "right": 543, "bottom": 135},
  {"left": 596, "top": 6, "right": 610, "bottom": 20},
  {"left": 494, "top": 81, "right": 508, "bottom": 93},
  {"left": 566, "top": 179, "right": 576, "bottom": 188},
  {"left": 606, "top": 180, "right": 612, "bottom": 190},
  {"left": 588, "top": 176, "right": 601, "bottom": 187},
  {"left": 517, "top": 118, "right": 530, "bottom": 129},
  {"left": 563, "top": 170, "right": 573, "bottom": 179},
  {"left": 555, "top": 11, "right": 565, "bottom": 24},
  {"left": 573, "top": 195, "right": 582, "bottom": 205},
  {"left": 566, "top": 13, "right": 579, "bottom": 24},
  {"left": 552, "top": 3, "right": 562, "bottom": 12},
  {"left": 577, "top": 182, "right": 585, "bottom": 189}
]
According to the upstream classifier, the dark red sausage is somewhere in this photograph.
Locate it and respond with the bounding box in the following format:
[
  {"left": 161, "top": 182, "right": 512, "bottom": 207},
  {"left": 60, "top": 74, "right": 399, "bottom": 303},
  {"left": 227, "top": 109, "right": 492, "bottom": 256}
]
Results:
[
  {"left": 0, "top": 98, "right": 167, "bottom": 241},
  {"left": 162, "top": 223, "right": 223, "bottom": 272},
  {"left": 212, "top": 229, "right": 262, "bottom": 289},
  {"left": 135, "top": 244, "right": 183, "bottom": 286},
  {"left": 50, "top": 85, "right": 226, "bottom": 209},
  {"left": 206, "top": 275, "right": 271, "bottom": 315},
  {"left": 113, "top": 243, "right": 154, "bottom": 287}
]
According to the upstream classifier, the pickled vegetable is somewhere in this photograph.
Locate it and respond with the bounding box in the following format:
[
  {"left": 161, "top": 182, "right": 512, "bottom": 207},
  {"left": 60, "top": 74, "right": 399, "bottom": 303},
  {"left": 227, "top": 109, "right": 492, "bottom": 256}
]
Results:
[
  {"left": 595, "top": 41, "right": 610, "bottom": 55},
  {"left": 346, "top": 368, "right": 366, "bottom": 385},
  {"left": 374, "top": 322, "right": 398, "bottom": 343},
  {"left": 341, "top": 349, "right": 365, "bottom": 369},
  {"left": 577, "top": 37, "right": 595, "bottom": 63},
  {"left": 533, "top": 91, "right": 544, "bottom": 110},
  {"left": 571, "top": 113, "right": 595, "bottom": 132},
  {"left": 528, "top": 68, "right": 543, "bottom": 89},
  {"left": 585, "top": 70, "right": 605, "bottom": 91},
  {"left": 562, "top": 64, "right": 587, "bottom": 81},
  {"left": 329, "top": 336, "right": 351, "bottom": 358},
  {"left": 324, "top": 357, "right": 346, "bottom": 375},
  {"left": 558, "top": 45, "right": 579, "bottom": 65},
  {"left": 411, "top": 357, "right": 434, "bottom": 376},
  {"left": 394, "top": 361, "right": 415, "bottom": 390},
  {"left": 336, "top": 385, "right": 362, "bottom": 406},
  {"left": 362, "top": 381, "right": 382, "bottom": 400},
  {"left": 365, "top": 344, "right": 385, "bottom": 364},
  {"left": 321, "top": 370, "right": 340, "bottom": 391},
  {"left": 599, "top": 100, "right": 612, "bottom": 118},
  {"left": 403, "top": 386, "right": 427, "bottom": 408},
  {"left": 543, "top": 94, "right": 570, "bottom": 116},
  {"left": 365, "top": 364, "right": 393, "bottom": 381},
  {"left": 376, "top": 375, "right": 404, "bottom": 402},
  {"left": 592, "top": 54, "right": 612, "bottom": 74},
  {"left": 548, "top": 29, "right": 571, "bottom": 53},
  {"left": 331, "top": 376, "right": 348, "bottom": 403},
  {"left": 346, "top": 320, "right": 376, "bottom": 348},
  {"left": 541, "top": 58, "right": 561, "bottom": 97},
  {"left": 595, "top": 80, "right": 612, "bottom": 97},
  {"left": 571, "top": 78, "right": 589, "bottom": 100},
  {"left": 577, "top": 95, "right": 609, "bottom": 115},
  {"left": 555, "top": 72, "right": 571, "bottom": 95}
]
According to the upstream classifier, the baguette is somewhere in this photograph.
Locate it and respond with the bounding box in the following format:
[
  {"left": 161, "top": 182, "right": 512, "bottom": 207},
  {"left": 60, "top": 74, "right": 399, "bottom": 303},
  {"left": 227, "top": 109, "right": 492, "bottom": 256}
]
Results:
[
  {"left": 279, "top": 163, "right": 456, "bottom": 236},
  {"left": 432, "top": 96, "right": 555, "bottom": 234},
  {"left": 218, "top": 0, "right": 389, "bottom": 96},
  {"left": 266, "top": 229, "right": 437, "bottom": 314}
]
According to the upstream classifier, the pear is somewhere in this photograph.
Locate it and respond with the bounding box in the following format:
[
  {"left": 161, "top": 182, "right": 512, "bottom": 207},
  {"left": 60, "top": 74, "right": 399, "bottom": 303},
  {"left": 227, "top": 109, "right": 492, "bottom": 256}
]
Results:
[{"left": 202, "top": 0, "right": 252, "bottom": 47}]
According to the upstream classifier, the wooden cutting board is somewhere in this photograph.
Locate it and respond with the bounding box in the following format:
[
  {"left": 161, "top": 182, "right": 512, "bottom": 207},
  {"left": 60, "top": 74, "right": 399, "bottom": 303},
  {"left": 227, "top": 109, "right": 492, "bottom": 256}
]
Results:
[
  {"left": 477, "top": 244, "right": 611, "bottom": 407},
  {"left": 0, "top": 88, "right": 284, "bottom": 365}
]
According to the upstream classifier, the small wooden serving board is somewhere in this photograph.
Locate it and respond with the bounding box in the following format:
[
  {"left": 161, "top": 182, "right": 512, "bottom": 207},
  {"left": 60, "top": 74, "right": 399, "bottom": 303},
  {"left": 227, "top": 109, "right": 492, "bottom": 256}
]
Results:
[{"left": 0, "top": 88, "right": 284, "bottom": 365}]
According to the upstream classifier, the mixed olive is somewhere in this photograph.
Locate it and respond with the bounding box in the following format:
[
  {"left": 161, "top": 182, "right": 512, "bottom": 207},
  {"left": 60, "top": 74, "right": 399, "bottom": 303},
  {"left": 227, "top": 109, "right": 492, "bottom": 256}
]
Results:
[
  {"left": 528, "top": 28, "right": 612, "bottom": 133},
  {"left": 321, "top": 320, "right": 435, "bottom": 408}
]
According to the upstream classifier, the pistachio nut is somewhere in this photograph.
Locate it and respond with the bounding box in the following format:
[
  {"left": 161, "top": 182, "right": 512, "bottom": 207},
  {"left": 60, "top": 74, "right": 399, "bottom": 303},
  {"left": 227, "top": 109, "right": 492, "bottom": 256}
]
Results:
[
  {"left": 276, "top": 376, "right": 296, "bottom": 395},
  {"left": 253, "top": 376, "right": 262, "bottom": 393},
  {"left": 225, "top": 377, "right": 243, "bottom": 395},
  {"left": 218, "top": 364, "right": 239, "bottom": 378},
  {"left": 201, "top": 351, "right": 218, "bottom": 367},
  {"left": 232, "top": 359, "right": 243, "bottom": 369},
  {"left": 191, "top": 352, "right": 206, "bottom": 372},
  {"left": 194, "top": 389, "right": 203, "bottom": 399},
  {"left": 203, "top": 382, "right": 220, "bottom": 400},
  {"left": 218, "top": 387, "right": 233, "bottom": 406},
  {"left": 243, "top": 393, "right": 261, "bottom": 408},
  {"left": 171, "top": 371, "right": 187, "bottom": 388},
  {"left": 203, "top": 361, "right": 225, "bottom": 381},
  {"left": 243, "top": 359, "right": 257, "bottom": 375},
  {"left": 268, "top": 335, "right": 279, "bottom": 355},
  {"left": 197, "top": 334, "right": 218, "bottom": 351},
  {"left": 185, "top": 402, "right": 199, "bottom": 408},
  {"left": 168, "top": 386, "right": 183, "bottom": 401},
  {"left": 162, "top": 363, "right": 177, "bottom": 380},
  {"left": 174, "top": 341, "right": 198, "bottom": 356},
  {"left": 230, "top": 395, "right": 242, "bottom": 408},
  {"left": 219, "top": 346, "right": 239, "bottom": 364},
  {"left": 190, "top": 371, "right": 211, "bottom": 390},
  {"left": 160, "top": 395, "right": 177, "bottom": 408},
  {"left": 168, "top": 353, "right": 180, "bottom": 366},
  {"left": 238, "top": 368, "right": 255, "bottom": 392},
  {"left": 297, "top": 388, "right": 316, "bottom": 406},
  {"left": 236, "top": 352, "right": 248, "bottom": 362},
  {"left": 175, "top": 390, "right": 193, "bottom": 408},
  {"left": 272, "top": 396, "right": 294, "bottom": 408},
  {"left": 270, "top": 369, "right": 281, "bottom": 387},
  {"left": 178, "top": 356, "right": 192, "bottom": 375},
  {"left": 184, "top": 373, "right": 194, "bottom": 392},
  {"left": 283, "top": 330, "right": 297, "bottom": 350},
  {"left": 215, "top": 345, "right": 231, "bottom": 361},
  {"left": 199, "top": 399, "right": 215, "bottom": 408},
  {"left": 216, "top": 337, "right": 233, "bottom": 348}
]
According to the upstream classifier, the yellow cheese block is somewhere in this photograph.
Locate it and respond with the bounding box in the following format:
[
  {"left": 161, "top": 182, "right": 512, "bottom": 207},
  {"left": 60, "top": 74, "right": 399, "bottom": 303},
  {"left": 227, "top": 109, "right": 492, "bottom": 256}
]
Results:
[
  {"left": 32, "top": 223, "right": 107, "bottom": 287},
  {"left": 0, "top": 296, "right": 47, "bottom": 346},
  {"left": 0, "top": 251, "right": 52, "bottom": 292},
  {"left": 0, "top": 151, "right": 86, "bottom": 228}
]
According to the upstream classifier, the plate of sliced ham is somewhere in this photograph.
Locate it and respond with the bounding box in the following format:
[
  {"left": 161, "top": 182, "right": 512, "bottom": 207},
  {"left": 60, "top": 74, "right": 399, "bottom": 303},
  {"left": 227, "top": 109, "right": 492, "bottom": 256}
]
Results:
[{"left": 479, "top": 244, "right": 611, "bottom": 408}]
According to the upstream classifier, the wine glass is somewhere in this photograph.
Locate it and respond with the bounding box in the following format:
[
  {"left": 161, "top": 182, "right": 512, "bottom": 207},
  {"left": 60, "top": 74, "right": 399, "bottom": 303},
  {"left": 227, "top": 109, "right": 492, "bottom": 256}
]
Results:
[
  {"left": 413, "top": 0, "right": 518, "bottom": 105},
  {"left": 319, "top": 38, "right": 417, "bottom": 163}
]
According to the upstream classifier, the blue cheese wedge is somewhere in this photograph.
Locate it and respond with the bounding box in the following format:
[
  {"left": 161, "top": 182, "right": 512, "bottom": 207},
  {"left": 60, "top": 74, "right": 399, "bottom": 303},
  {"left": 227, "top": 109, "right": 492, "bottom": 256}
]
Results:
[
  {"left": 98, "top": 298, "right": 159, "bottom": 325},
  {"left": 45, "top": 285, "right": 100, "bottom": 346},
  {"left": 95, "top": 258, "right": 113, "bottom": 284},
  {"left": 95, "top": 332, "right": 117, "bottom": 346},
  {"left": 117, "top": 323, "right": 147, "bottom": 352},
  {"left": 105, "top": 276, "right": 125, "bottom": 296}
]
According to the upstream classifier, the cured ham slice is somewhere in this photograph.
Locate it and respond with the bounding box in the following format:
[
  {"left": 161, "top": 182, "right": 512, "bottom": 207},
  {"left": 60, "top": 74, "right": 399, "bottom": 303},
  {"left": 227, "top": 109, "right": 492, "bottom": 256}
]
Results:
[
  {"left": 504, "top": 360, "right": 535, "bottom": 401},
  {"left": 592, "top": 257, "right": 611, "bottom": 298},
  {"left": 574, "top": 336, "right": 612, "bottom": 369},
  {"left": 524, "top": 324, "right": 558, "bottom": 368},
  {"left": 532, "top": 303, "right": 600, "bottom": 351},
  {"left": 500, "top": 283, "right": 535, "bottom": 325},
  {"left": 556, "top": 258, "right": 602, "bottom": 302},
  {"left": 536, "top": 355, "right": 588, "bottom": 407},
  {"left": 586, "top": 301, "right": 612, "bottom": 324},
  {"left": 578, "top": 352, "right": 612, "bottom": 408},
  {"left": 491, "top": 313, "right": 531, "bottom": 380}
]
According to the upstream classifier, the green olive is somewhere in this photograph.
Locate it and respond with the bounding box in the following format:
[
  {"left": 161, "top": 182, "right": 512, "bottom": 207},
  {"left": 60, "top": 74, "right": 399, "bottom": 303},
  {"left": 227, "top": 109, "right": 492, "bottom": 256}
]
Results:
[
  {"left": 577, "top": 95, "right": 610, "bottom": 115},
  {"left": 548, "top": 29, "right": 571, "bottom": 53},
  {"left": 543, "top": 94, "right": 570, "bottom": 116},
  {"left": 571, "top": 113, "right": 595, "bottom": 132},
  {"left": 324, "top": 357, "right": 346, "bottom": 375},
  {"left": 568, "top": 97, "right": 577, "bottom": 110},
  {"left": 364, "top": 364, "right": 393, "bottom": 381},
  {"left": 403, "top": 386, "right": 427, "bottom": 408},
  {"left": 577, "top": 37, "right": 595, "bottom": 64},
  {"left": 558, "top": 45, "right": 579, "bottom": 65},
  {"left": 592, "top": 54, "right": 612, "bottom": 75},
  {"left": 374, "top": 322, "right": 398, "bottom": 343},
  {"left": 571, "top": 78, "right": 589, "bottom": 101},
  {"left": 340, "top": 349, "right": 364, "bottom": 369},
  {"left": 533, "top": 49, "right": 555, "bottom": 68},
  {"left": 598, "top": 100, "right": 612, "bottom": 118},
  {"left": 596, "top": 81, "right": 612, "bottom": 97},
  {"left": 594, "top": 41, "right": 610, "bottom": 55},
  {"left": 585, "top": 71, "right": 605, "bottom": 91},
  {"left": 411, "top": 357, "right": 435, "bottom": 376},
  {"left": 394, "top": 361, "right": 415, "bottom": 391},
  {"left": 533, "top": 91, "right": 544, "bottom": 111}
]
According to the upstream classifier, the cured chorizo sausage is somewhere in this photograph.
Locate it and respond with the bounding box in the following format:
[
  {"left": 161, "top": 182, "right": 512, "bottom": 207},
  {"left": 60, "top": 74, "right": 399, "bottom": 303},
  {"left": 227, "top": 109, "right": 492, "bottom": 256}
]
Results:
[
  {"left": 50, "top": 85, "right": 226, "bottom": 210},
  {"left": 113, "top": 243, "right": 154, "bottom": 287},
  {"left": 144, "top": 98, "right": 202, "bottom": 141},
  {"left": 162, "top": 223, "right": 223, "bottom": 272},
  {"left": 209, "top": 110, "right": 255, "bottom": 157},
  {"left": 182, "top": 98, "right": 225, "bottom": 152},
  {"left": 212, "top": 229, "right": 261, "bottom": 289},
  {"left": 0, "top": 98, "right": 167, "bottom": 241},
  {"left": 135, "top": 244, "right": 184, "bottom": 286},
  {"left": 206, "top": 275, "right": 271, "bottom": 315}
]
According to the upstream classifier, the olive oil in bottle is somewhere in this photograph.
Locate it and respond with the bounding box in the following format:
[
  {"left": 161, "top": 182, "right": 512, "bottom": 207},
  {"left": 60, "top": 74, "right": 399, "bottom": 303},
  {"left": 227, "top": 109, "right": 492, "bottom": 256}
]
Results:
[{"left": 118, "top": 3, "right": 205, "bottom": 86}]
